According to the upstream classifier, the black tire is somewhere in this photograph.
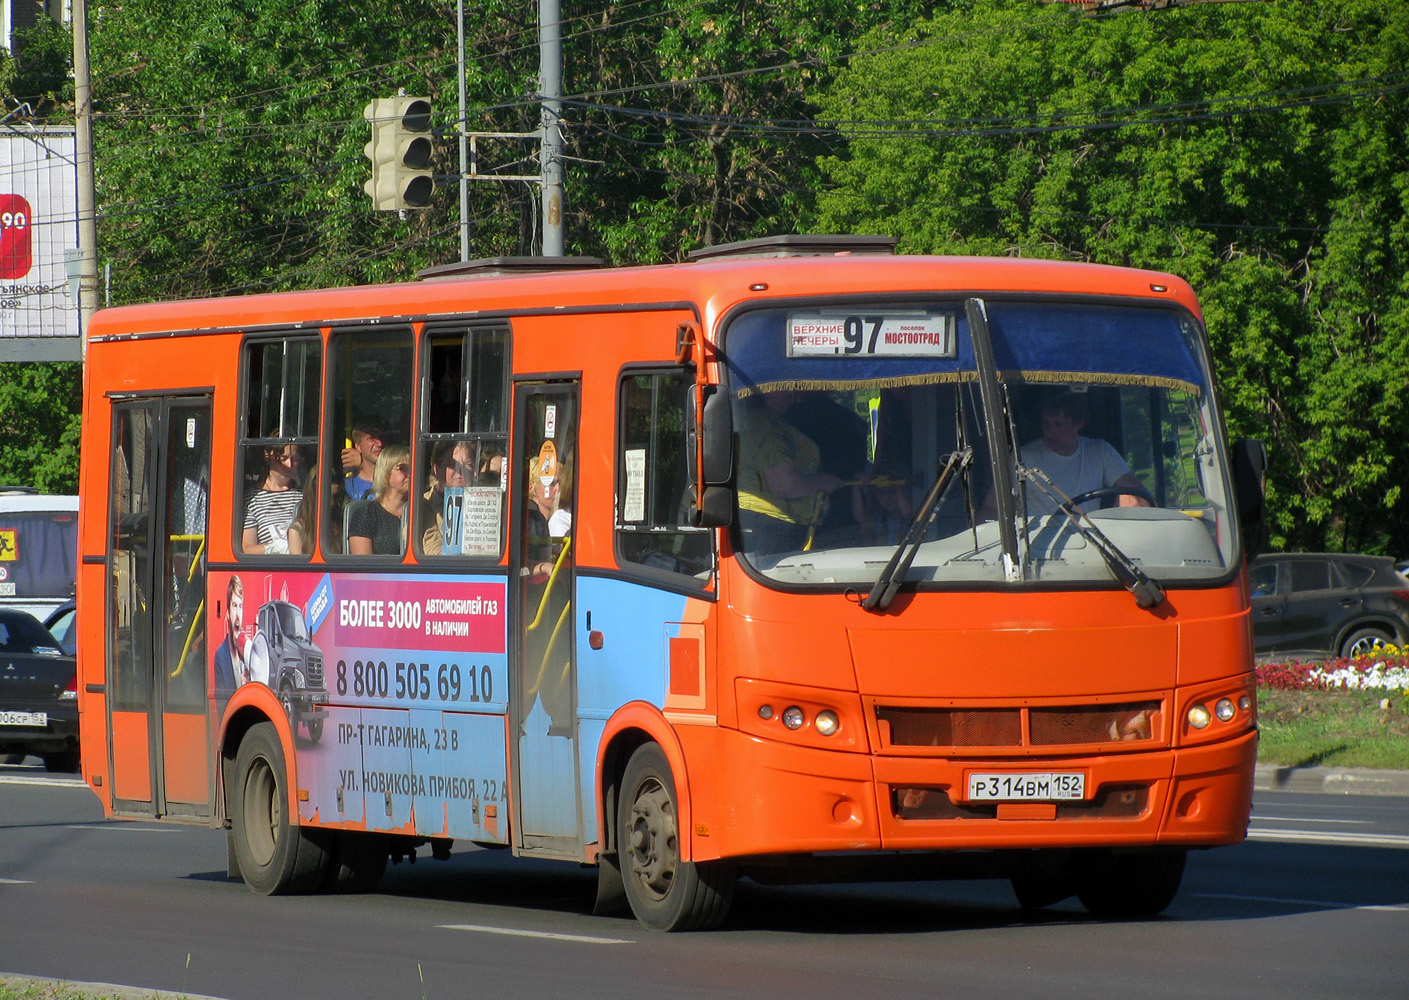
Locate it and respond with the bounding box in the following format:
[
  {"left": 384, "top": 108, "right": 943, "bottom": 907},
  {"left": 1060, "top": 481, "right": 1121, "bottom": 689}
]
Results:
[
  {"left": 1011, "top": 872, "right": 1076, "bottom": 910},
  {"left": 1076, "top": 848, "right": 1186, "bottom": 918},
  {"left": 1341, "top": 626, "right": 1393, "bottom": 659},
  {"left": 229, "top": 721, "right": 330, "bottom": 894},
  {"left": 618, "top": 743, "right": 735, "bottom": 931},
  {"left": 307, "top": 718, "right": 325, "bottom": 744},
  {"left": 322, "top": 832, "right": 388, "bottom": 893},
  {"left": 42, "top": 748, "right": 80, "bottom": 773}
]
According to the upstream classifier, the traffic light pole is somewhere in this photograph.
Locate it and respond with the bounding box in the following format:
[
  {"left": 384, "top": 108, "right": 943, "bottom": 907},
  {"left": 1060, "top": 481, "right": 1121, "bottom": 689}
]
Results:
[{"left": 539, "top": 0, "right": 564, "bottom": 257}]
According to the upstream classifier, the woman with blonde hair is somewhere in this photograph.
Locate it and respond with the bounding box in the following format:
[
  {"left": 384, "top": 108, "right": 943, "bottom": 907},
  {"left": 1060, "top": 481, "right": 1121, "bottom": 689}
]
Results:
[{"left": 347, "top": 445, "right": 410, "bottom": 555}]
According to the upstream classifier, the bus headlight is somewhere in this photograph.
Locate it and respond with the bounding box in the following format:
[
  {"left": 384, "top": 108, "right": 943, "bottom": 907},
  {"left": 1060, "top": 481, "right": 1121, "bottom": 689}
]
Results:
[
  {"left": 1187, "top": 704, "right": 1212, "bottom": 729},
  {"left": 782, "top": 706, "right": 805, "bottom": 730},
  {"left": 1214, "top": 698, "right": 1237, "bottom": 723},
  {"left": 814, "top": 710, "right": 840, "bottom": 737}
]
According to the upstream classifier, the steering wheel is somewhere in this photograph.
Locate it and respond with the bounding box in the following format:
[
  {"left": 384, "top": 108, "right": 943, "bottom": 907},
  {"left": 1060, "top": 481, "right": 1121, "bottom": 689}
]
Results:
[{"left": 1060, "top": 485, "right": 1156, "bottom": 513}]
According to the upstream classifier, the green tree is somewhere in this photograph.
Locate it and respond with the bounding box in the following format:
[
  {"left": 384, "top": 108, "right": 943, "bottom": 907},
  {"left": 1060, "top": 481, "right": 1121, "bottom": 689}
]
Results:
[
  {"left": 0, "top": 362, "right": 81, "bottom": 492},
  {"left": 813, "top": 0, "right": 1409, "bottom": 555}
]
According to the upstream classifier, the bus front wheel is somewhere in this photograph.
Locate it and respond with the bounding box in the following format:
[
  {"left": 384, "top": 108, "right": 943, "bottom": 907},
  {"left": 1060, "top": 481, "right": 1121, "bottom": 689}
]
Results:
[
  {"left": 618, "top": 743, "right": 734, "bottom": 931},
  {"left": 230, "top": 721, "right": 330, "bottom": 895},
  {"left": 1076, "top": 848, "right": 1186, "bottom": 917}
]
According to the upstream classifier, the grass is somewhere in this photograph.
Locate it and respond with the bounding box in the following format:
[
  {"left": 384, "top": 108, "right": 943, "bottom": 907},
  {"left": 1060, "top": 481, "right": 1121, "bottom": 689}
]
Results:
[
  {"left": 0, "top": 978, "right": 127, "bottom": 1000},
  {"left": 1256, "top": 686, "right": 1409, "bottom": 770}
]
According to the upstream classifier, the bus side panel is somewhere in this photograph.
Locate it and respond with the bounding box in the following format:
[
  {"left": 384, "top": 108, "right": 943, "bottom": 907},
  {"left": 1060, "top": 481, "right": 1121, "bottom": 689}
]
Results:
[
  {"left": 207, "top": 567, "right": 511, "bottom": 844},
  {"left": 575, "top": 576, "right": 695, "bottom": 844}
]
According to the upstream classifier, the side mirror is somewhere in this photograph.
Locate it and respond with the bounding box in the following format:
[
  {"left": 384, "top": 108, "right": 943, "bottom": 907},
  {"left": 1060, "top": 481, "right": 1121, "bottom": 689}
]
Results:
[
  {"left": 1231, "top": 437, "right": 1268, "bottom": 556},
  {"left": 685, "top": 380, "right": 734, "bottom": 528}
]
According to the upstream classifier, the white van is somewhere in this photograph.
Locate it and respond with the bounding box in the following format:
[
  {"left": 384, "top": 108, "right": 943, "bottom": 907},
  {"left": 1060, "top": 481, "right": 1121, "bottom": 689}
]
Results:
[{"left": 0, "top": 489, "right": 79, "bottom": 622}]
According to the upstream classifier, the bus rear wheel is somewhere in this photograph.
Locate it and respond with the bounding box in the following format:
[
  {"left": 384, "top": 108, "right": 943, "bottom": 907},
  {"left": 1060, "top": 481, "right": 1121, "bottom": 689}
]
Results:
[
  {"left": 1076, "top": 848, "right": 1186, "bottom": 917},
  {"left": 618, "top": 743, "right": 734, "bottom": 931},
  {"left": 230, "top": 721, "right": 330, "bottom": 894}
]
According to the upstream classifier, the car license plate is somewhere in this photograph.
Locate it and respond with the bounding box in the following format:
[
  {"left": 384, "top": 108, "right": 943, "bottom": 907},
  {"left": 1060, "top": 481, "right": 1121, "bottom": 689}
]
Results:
[
  {"left": 967, "top": 771, "right": 1085, "bottom": 802},
  {"left": 0, "top": 711, "right": 47, "bottom": 727}
]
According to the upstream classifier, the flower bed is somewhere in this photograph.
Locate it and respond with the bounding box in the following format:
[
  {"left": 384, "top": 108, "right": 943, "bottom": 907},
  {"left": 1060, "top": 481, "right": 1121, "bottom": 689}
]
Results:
[{"left": 1256, "top": 644, "right": 1409, "bottom": 693}]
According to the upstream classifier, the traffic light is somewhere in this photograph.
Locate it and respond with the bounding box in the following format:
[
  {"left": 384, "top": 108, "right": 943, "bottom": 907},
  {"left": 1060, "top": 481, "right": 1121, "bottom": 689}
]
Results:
[{"left": 363, "top": 97, "right": 434, "bottom": 210}]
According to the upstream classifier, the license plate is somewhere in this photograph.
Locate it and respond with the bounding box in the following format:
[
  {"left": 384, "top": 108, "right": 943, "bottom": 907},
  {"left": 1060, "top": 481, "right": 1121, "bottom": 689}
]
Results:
[
  {"left": 967, "top": 771, "right": 1085, "bottom": 802},
  {"left": 0, "top": 711, "right": 47, "bottom": 727}
]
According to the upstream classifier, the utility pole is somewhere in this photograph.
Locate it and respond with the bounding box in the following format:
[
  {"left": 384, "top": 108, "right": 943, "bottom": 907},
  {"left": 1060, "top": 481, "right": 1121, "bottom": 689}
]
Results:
[
  {"left": 71, "top": 0, "right": 98, "bottom": 353},
  {"left": 539, "top": 0, "right": 564, "bottom": 256},
  {"left": 457, "top": 0, "right": 470, "bottom": 262}
]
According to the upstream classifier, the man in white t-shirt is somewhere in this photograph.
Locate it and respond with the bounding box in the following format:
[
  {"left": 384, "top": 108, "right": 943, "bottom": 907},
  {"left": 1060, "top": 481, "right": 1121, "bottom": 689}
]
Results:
[{"left": 983, "top": 392, "right": 1150, "bottom": 518}]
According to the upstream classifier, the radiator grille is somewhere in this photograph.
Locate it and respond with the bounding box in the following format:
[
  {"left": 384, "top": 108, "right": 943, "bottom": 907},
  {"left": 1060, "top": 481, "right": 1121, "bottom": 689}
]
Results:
[
  {"left": 1030, "top": 701, "right": 1160, "bottom": 745},
  {"left": 877, "top": 707, "right": 1022, "bottom": 748}
]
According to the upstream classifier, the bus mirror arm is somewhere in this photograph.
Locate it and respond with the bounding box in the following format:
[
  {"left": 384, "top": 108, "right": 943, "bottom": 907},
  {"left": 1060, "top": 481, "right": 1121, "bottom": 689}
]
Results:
[{"left": 1232, "top": 438, "right": 1268, "bottom": 557}]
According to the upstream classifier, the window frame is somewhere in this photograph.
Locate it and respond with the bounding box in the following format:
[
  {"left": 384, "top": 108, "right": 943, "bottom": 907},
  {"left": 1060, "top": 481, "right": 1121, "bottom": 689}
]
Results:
[
  {"left": 413, "top": 320, "right": 512, "bottom": 562},
  {"left": 234, "top": 332, "right": 323, "bottom": 561},
  {"left": 613, "top": 363, "right": 716, "bottom": 594}
]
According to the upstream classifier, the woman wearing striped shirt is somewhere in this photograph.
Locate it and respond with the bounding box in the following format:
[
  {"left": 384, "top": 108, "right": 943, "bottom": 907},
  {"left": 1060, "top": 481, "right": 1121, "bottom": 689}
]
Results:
[{"left": 242, "top": 444, "right": 303, "bottom": 554}]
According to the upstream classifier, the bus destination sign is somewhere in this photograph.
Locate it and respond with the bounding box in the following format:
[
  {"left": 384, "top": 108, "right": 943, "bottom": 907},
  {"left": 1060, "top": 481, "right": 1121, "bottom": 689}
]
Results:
[{"left": 787, "top": 310, "right": 956, "bottom": 359}]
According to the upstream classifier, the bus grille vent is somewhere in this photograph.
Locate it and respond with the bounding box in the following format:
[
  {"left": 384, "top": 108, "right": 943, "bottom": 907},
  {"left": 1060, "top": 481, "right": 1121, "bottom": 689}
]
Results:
[
  {"left": 877, "top": 707, "right": 1022, "bottom": 747},
  {"left": 1029, "top": 702, "right": 1160, "bottom": 745}
]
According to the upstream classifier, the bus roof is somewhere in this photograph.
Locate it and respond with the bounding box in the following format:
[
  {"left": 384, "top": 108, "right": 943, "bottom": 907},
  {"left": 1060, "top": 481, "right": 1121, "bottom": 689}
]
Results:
[{"left": 86, "top": 253, "right": 1200, "bottom": 340}]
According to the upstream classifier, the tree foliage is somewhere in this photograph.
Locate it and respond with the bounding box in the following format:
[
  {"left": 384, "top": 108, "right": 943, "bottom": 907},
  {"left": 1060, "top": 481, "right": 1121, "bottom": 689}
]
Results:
[{"left": 813, "top": 0, "right": 1409, "bottom": 555}]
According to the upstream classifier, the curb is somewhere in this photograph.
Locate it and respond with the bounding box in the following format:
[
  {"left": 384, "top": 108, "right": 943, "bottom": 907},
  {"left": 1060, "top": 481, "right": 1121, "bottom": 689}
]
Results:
[
  {"left": 1254, "top": 764, "right": 1409, "bottom": 797},
  {"left": 0, "top": 973, "right": 227, "bottom": 1000}
]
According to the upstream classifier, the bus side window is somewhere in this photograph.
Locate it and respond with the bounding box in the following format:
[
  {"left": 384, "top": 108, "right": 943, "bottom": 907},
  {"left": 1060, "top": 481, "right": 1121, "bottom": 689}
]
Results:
[
  {"left": 416, "top": 325, "right": 510, "bottom": 559},
  {"left": 325, "top": 326, "right": 416, "bottom": 557},
  {"left": 615, "top": 369, "right": 715, "bottom": 583},
  {"left": 237, "top": 337, "right": 320, "bottom": 557}
]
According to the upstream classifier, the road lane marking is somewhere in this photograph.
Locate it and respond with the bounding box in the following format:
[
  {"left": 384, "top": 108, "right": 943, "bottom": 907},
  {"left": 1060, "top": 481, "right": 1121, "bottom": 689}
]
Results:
[
  {"left": 1195, "top": 892, "right": 1409, "bottom": 912},
  {"left": 0, "top": 775, "right": 85, "bottom": 788},
  {"left": 1246, "top": 828, "right": 1409, "bottom": 848},
  {"left": 438, "top": 924, "right": 632, "bottom": 945},
  {"left": 0, "top": 877, "right": 32, "bottom": 884},
  {"left": 1252, "top": 816, "right": 1370, "bottom": 824}
]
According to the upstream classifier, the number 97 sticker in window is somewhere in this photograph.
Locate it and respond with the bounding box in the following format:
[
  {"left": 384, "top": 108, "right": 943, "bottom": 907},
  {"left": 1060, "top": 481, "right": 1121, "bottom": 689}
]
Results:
[{"left": 786, "top": 310, "right": 956, "bottom": 359}]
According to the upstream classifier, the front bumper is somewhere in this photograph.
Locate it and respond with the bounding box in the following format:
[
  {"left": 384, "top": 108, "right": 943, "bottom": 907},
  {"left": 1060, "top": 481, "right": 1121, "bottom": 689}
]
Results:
[{"left": 680, "top": 724, "right": 1257, "bottom": 862}]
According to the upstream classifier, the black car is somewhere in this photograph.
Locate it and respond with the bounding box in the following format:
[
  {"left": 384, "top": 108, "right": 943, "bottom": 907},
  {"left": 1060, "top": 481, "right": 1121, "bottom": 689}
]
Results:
[
  {"left": 1250, "top": 553, "right": 1409, "bottom": 659},
  {"left": 0, "top": 607, "right": 79, "bottom": 771}
]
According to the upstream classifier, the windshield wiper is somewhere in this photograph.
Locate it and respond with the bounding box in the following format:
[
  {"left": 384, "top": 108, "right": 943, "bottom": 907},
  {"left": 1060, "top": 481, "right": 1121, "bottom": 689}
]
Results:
[
  {"left": 862, "top": 448, "right": 973, "bottom": 613},
  {"left": 1021, "top": 466, "right": 1165, "bottom": 609}
]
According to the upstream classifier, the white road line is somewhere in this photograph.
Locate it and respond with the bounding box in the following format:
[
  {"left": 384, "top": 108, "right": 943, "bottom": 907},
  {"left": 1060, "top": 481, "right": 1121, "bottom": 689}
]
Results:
[
  {"left": 0, "top": 877, "right": 32, "bottom": 884},
  {"left": 1247, "top": 827, "right": 1409, "bottom": 848},
  {"left": 1252, "top": 816, "right": 1370, "bottom": 825},
  {"left": 0, "top": 775, "right": 85, "bottom": 788},
  {"left": 438, "top": 923, "right": 632, "bottom": 945},
  {"left": 1195, "top": 892, "right": 1409, "bottom": 913},
  {"left": 62, "top": 824, "right": 185, "bottom": 834}
]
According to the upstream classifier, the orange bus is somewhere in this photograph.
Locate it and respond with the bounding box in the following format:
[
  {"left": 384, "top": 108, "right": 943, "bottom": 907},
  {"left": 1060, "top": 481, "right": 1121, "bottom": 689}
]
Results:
[{"left": 76, "top": 236, "right": 1266, "bottom": 930}]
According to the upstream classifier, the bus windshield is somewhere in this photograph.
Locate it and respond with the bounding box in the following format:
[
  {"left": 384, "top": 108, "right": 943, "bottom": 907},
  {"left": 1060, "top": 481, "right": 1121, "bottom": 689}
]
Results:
[{"left": 725, "top": 299, "right": 1238, "bottom": 590}]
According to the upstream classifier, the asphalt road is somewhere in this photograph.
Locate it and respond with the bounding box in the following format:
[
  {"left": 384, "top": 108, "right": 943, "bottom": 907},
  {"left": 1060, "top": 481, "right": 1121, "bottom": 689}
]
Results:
[{"left": 2, "top": 763, "right": 1406, "bottom": 1000}]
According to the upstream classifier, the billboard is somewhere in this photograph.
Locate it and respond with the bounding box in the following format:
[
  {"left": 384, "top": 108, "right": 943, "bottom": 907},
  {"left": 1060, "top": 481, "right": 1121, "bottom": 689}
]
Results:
[{"left": 0, "top": 128, "right": 79, "bottom": 361}]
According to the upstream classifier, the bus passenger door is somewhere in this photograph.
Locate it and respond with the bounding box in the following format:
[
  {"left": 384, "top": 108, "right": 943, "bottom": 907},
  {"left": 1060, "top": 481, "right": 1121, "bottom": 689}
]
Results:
[
  {"left": 509, "top": 380, "right": 582, "bottom": 856},
  {"left": 106, "top": 396, "right": 213, "bottom": 820}
]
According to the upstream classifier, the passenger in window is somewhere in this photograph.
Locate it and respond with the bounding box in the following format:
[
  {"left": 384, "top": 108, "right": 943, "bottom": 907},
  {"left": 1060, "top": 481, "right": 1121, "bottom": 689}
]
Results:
[
  {"left": 242, "top": 444, "right": 304, "bottom": 554},
  {"left": 735, "top": 389, "right": 845, "bottom": 553},
  {"left": 285, "top": 469, "right": 319, "bottom": 555},
  {"left": 420, "top": 440, "right": 473, "bottom": 555},
  {"left": 980, "top": 391, "right": 1150, "bottom": 518},
  {"left": 526, "top": 448, "right": 570, "bottom": 577},
  {"left": 476, "top": 444, "right": 506, "bottom": 486},
  {"left": 341, "top": 422, "right": 385, "bottom": 500},
  {"left": 346, "top": 445, "right": 410, "bottom": 555}
]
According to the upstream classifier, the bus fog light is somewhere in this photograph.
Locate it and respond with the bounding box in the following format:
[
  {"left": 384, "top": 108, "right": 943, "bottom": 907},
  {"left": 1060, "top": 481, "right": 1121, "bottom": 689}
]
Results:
[
  {"left": 782, "top": 706, "right": 805, "bottom": 730},
  {"left": 758, "top": 705, "right": 774, "bottom": 721},
  {"left": 815, "top": 710, "right": 840, "bottom": 736},
  {"left": 1238, "top": 695, "right": 1252, "bottom": 712},
  {"left": 1187, "top": 704, "right": 1211, "bottom": 729},
  {"left": 1215, "top": 698, "right": 1236, "bottom": 722}
]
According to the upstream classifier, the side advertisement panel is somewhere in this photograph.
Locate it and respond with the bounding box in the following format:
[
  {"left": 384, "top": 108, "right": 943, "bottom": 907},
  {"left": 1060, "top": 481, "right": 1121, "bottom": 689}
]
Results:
[{"left": 210, "top": 569, "right": 509, "bottom": 844}]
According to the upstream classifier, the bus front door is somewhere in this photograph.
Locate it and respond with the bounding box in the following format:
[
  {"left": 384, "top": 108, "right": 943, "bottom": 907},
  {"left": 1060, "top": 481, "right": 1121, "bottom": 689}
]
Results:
[
  {"left": 106, "top": 396, "right": 213, "bottom": 820},
  {"left": 509, "top": 380, "right": 582, "bottom": 856}
]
